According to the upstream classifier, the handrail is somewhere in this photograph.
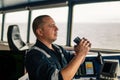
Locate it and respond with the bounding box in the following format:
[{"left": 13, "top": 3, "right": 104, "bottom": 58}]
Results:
[{"left": 63, "top": 46, "right": 120, "bottom": 53}]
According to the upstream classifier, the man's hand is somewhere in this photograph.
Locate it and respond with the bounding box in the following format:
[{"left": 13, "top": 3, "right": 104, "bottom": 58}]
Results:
[{"left": 74, "top": 37, "right": 91, "bottom": 56}]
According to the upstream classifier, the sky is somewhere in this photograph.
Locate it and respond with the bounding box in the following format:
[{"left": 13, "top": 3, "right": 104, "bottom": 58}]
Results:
[{"left": 73, "top": 1, "right": 120, "bottom": 23}]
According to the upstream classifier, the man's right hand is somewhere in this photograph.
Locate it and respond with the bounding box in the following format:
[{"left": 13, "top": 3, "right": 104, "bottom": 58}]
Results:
[{"left": 74, "top": 37, "right": 91, "bottom": 56}]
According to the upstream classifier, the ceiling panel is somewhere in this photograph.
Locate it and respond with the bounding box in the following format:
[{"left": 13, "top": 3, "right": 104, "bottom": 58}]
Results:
[
  {"left": 0, "top": 0, "right": 66, "bottom": 11},
  {"left": 2, "top": 0, "right": 28, "bottom": 7},
  {"left": 1, "top": 0, "right": 117, "bottom": 12}
]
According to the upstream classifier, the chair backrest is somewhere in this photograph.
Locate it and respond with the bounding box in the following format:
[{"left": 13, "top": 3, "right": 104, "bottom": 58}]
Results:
[{"left": 7, "top": 25, "right": 26, "bottom": 51}]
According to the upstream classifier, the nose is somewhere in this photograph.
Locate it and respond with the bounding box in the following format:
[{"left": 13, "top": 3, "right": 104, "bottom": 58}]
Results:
[{"left": 55, "top": 25, "right": 58, "bottom": 31}]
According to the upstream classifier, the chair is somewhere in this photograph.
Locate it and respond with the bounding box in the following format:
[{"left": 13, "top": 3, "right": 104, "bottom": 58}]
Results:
[
  {"left": 7, "top": 25, "right": 28, "bottom": 51},
  {"left": 18, "top": 73, "right": 29, "bottom": 80}
]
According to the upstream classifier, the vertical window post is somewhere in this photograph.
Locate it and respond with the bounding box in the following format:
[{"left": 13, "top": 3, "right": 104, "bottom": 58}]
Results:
[
  {"left": 66, "top": 0, "right": 74, "bottom": 46},
  {"left": 27, "top": 7, "right": 32, "bottom": 43},
  {"left": 1, "top": 13, "right": 5, "bottom": 41}
]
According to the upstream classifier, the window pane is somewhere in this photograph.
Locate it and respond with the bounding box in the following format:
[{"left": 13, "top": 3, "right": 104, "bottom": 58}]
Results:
[
  {"left": 72, "top": 1, "right": 120, "bottom": 50},
  {"left": 30, "top": 7, "right": 68, "bottom": 45},
  {"left": 4, "top": 11, "right": 28, "bottom": 42},
  {"left": 0, "top": 14, "right": 2, "bottom": 41}
]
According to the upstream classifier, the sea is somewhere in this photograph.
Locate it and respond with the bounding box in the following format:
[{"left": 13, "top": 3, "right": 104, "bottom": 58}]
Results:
[{"left": 1, "top": 22, "right": 120, "bottom": 50}]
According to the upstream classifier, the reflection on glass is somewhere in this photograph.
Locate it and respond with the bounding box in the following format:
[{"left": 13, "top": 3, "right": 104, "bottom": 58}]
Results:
[
  {"left": 30, "top": 7, "right": 68, "bottom": 45},
  {"left": 72, "top": 1, "right": 120, "bottom": 50},
  {"left": 4, "top": 11, "right": 28, "bottom": 42}
]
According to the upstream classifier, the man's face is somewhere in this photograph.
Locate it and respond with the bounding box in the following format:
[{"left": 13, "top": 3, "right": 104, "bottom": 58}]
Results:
[{"left": 40, "top": 17, "right": 58, "bottom": 43}]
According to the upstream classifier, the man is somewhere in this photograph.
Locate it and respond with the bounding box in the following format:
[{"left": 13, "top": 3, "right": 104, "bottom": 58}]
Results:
[{"left": 25, "top": 15, "right": 91, "bottom": 80}]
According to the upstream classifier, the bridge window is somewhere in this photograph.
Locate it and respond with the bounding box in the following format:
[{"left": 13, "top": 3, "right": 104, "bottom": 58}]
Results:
[
  {"left": 30, "top": 7, "right": 68, "bottom": 45},
  {"left": 72, "top": 1, "right": 120, "bottom": 50},
  {"left": 0, "top": 14, "right": 2, "bottom": 40},
  {"left": 4, "top": 11, "right": 28, "bottom": 42}
]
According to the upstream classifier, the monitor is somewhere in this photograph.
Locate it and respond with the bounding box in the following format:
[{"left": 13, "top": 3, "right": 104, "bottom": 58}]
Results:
[{"left": 100, "top": 59, "right": 119, "bottom": 79}]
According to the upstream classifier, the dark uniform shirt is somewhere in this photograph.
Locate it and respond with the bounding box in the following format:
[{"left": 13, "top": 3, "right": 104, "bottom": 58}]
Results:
[{"left": 25, "top": 39, "right": 74, "bottom": 80}]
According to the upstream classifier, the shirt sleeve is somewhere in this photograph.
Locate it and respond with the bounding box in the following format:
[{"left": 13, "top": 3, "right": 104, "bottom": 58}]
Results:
[
  {"left": 58, "top": 46, "right": 74, "bottom": 63},
  {"left": 51, "top": 69, "right": 63, "bottom": 80},
  {"left": 25, "top": 49, "right": 63, "bottom": 80}
]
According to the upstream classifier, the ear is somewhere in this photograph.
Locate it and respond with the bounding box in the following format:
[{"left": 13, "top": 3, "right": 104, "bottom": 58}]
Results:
[{"left": 36, "top": 28, "right": 43, "bottom": 36}]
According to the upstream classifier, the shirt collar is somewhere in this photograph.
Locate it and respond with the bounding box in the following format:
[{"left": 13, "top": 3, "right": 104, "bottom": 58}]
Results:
[{"left": 35, "top": 39, "right": 59, "bottom": 52}]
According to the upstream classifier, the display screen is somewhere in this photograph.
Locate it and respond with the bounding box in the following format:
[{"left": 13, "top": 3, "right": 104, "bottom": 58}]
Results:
[
  {"left": 102, "top": 62, "right": 112, "bottom": 73},
  {"left": 85, "top": 62, "right": 94, "bottom": 75}
]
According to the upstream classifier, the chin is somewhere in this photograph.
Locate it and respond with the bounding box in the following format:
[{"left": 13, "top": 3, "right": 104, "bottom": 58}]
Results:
[
  {"left": 52, "top": 38, "right": 57, "bottom": 42},
  {"left": 53, "top": 38, "right": 57, "bottom": 41}
]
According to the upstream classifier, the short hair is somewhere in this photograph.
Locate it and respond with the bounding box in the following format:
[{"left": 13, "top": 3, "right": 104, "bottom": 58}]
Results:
[{"left": 32, "top": 15, "right": 50, "bottom": 35}]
